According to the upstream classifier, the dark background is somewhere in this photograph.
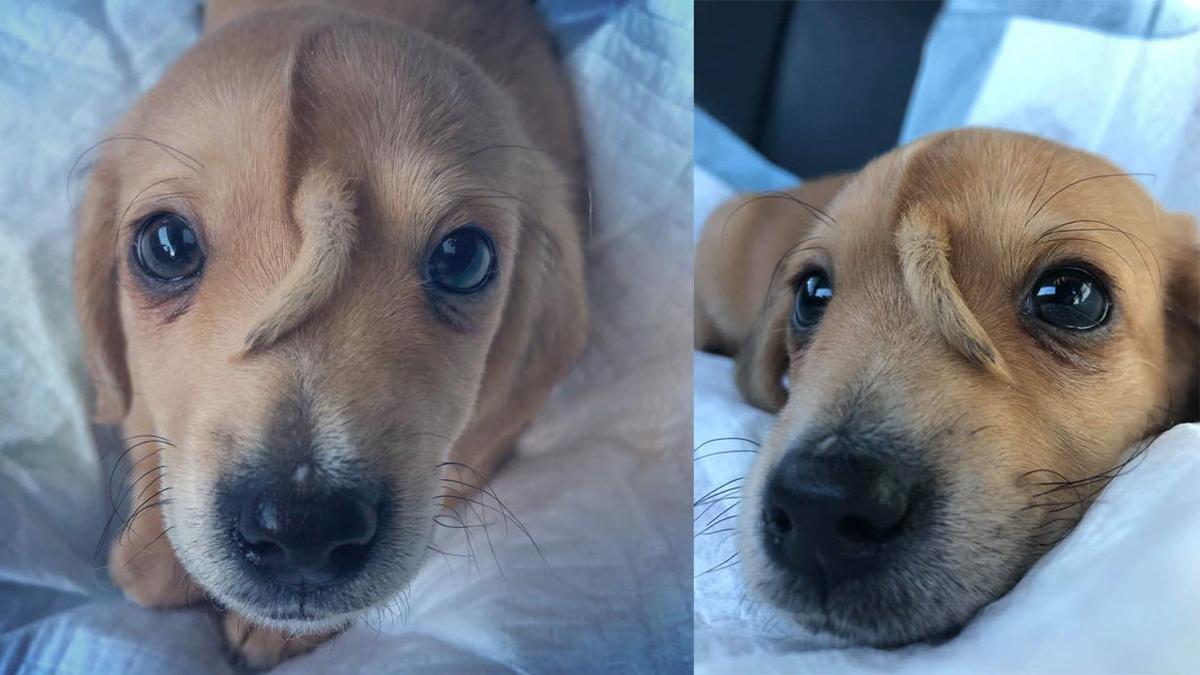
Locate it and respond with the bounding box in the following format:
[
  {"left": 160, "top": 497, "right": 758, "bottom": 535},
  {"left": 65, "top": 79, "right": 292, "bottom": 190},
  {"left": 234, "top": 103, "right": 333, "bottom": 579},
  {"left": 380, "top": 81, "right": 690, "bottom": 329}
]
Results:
[{"left": 695, "top": 0, "right": 943, "bottom": 179}]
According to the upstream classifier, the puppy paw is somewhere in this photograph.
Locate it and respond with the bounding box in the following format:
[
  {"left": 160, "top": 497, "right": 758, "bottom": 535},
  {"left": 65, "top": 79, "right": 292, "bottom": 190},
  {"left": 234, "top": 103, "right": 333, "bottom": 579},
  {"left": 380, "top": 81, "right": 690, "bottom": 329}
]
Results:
[
  {"left": 223, "top": 613, "right": 338, "bottom": 671},
  {"left": 108, "top": 516, "right": 201, "bottom": 608}
]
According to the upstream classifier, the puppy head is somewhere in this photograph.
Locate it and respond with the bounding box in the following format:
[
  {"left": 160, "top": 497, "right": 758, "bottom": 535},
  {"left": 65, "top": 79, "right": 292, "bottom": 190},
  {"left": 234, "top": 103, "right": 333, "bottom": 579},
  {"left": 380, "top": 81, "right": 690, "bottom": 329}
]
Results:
[
  {"left": 735, "top": 128, "right": 1199, "bottom": 644},
  {"left": 75, "top": 11, "right": 583, "bottom": 632}
]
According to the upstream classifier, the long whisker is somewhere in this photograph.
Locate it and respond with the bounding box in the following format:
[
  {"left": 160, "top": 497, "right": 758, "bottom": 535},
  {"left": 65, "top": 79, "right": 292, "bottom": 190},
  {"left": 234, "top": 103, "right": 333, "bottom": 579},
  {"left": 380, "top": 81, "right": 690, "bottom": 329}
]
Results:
[
  {"left": 695, "top": 476, "right": 744, "bottom": 507},
  {"left": 694, "top": 436, "right": 761, "bottom": 453},
  {"left": 68, "top": 134, "right": 202, "bottom": 209},
  {"left": 437, "top": 461, "right": 544, "bottom": 563},
  {"left": 1024, "top": 172, "right": 1155, "bottom": 228},
  {"left": 696, "top": 551, "right": 741, "bottom": 579}
]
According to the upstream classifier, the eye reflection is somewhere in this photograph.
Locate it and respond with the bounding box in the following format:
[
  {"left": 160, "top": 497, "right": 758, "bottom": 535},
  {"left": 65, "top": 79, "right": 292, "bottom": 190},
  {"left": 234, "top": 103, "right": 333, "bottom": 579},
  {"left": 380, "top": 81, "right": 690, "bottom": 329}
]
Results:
[
  {"left": 1027, "top": 266, "right": 1110, "bottom": 331},
  {"left": 793, "top": 270, "right": 832, "bottom": 329}
]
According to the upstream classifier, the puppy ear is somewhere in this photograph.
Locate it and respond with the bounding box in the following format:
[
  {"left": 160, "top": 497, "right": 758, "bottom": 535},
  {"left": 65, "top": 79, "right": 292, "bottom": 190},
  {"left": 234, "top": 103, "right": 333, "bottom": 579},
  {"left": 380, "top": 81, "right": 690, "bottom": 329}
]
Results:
[
  {"left": 1163, "top": 212, "right": 1199, "bottom": 423},
  {"left": 74, "top": 155, "right": 131, "bottom": 424},
  {"left": 695, "top": 192, "right": 795, "bottom": 411},
  {"left": 508, "top": 215, "right": 589, "bottom": 394},
  {"left": 735, "top": 287, "right": 790, "bottom": 412},
  {"left": 449, "top": 181, "right": 589, "bottom": 473},
  {"left": 696, "top": 174, "right": 853, "bottom": 412}
]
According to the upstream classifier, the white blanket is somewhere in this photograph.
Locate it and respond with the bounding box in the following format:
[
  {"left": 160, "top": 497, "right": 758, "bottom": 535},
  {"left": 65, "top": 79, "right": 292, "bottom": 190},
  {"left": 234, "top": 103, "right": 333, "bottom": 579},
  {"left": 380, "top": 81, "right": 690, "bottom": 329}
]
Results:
[
  {"left": 694, "top": 6, "right": 1200, "bottom": 673},
  {"left": 0, "top": 1, "right": 692, "bottom": 672}
]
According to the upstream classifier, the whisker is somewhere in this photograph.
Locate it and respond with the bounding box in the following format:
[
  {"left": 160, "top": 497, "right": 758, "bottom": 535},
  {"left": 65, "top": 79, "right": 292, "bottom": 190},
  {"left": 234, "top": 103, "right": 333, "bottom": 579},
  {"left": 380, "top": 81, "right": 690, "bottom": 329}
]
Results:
[
  {"left": 123, "top": 488, "right": 173, "bottom": 542},
  {"left": 696, "top": 551, "right": 741, "bottom": 579},
  {"left": 695, "top": 449, "right": 758, "bottom": 462},
  {"left": 1039, "top": 236, "right": 1135, "bottom": 277},
  {"left": 1025, "top": 172, "right": 1155, "bottom": 228},
  {"left": 1035, "top": 218, "right": 1160, "bottom": 287},
  {"left": 426, "top": 544, "right": 473, "bottom": 559},
  {"left": 438, "top": 461, "right": 545, "bottom": 563},
  {"left": 696, "top": 515, "right": 739, "bottom": 537},
  {"left": 68, "top": 134, "right": 201, "bottom": 209},
  {"left": 694, "top": 436, "right": 761, "bottom": 453},
  {"left": 117, "top": 525, "right": 174, "bottom": 571},
  {"left": 699, "top": 501, "right": 739, "bottom": 529},
  {"left": 1022, "top": 411, "right": 1164, "bottom": 549},
  {"left": 695, "top": 476, "right": 745, "bottom": 507},
  {"left": 106, "top": 438, "right": 169, "bottom": 513}
]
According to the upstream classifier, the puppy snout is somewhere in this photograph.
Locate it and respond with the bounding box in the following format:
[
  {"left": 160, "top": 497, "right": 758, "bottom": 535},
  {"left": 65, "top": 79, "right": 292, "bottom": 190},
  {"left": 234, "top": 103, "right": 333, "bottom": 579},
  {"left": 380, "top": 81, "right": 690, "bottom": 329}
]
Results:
[
  {"left": 762, "top": 447, "right": 921, "bottom": 589},
  {"left": 224, "top": 474, "right": 381, "bottom": 588}
]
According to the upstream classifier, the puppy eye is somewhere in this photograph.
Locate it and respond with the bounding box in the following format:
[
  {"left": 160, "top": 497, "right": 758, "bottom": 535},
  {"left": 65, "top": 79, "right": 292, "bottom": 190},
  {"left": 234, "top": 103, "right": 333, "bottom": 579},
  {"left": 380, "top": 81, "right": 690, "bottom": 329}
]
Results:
[
  {"left": 793, "top": 270, "right": 833, "bottom": 329},
  {"left": 1026, "top": 266, "right": 1111, "bottom": 330},
  {"left": 132, "top": 213, "right": 204, "bottom": 282},
  {"left": 426, "top": 224, "right": 497, "bottom": 294}
]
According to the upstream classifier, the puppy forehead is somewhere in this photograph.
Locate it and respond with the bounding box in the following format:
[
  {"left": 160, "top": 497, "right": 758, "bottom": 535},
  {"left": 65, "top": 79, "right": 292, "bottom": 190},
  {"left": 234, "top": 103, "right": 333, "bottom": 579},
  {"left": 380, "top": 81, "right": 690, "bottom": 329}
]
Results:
[
  {"left": 118, "top": 10, "right": 519, "bottom": 208},
  {"left": 777, "top": 131, "right": 1161, "bottom": 374},
  {"left": 104, "top": 19, "right": 526, "bottom": 362},
  {"left": 804, "top": 130, "right": 1164, "bottom": 275}
]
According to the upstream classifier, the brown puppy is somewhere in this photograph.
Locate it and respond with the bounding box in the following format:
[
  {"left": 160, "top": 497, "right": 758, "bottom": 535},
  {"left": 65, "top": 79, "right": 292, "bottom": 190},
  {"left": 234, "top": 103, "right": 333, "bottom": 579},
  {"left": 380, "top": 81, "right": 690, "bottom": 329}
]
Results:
[
  {"left": 75, "top": 0, "right": 586, "bottom": 667},
  {"left": 696, "top": 128, "right": 1199, "bottom": 645}
]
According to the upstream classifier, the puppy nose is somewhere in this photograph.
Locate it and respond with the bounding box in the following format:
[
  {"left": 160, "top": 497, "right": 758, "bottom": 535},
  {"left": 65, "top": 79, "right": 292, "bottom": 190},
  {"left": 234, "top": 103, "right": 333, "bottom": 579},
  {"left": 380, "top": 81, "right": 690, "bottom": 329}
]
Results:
[
  {"left": 232, "top": 482, "right": 379, "bottom": 587},
  {"left": 762, "top": 449, "right": 918, "bottom": 587}
]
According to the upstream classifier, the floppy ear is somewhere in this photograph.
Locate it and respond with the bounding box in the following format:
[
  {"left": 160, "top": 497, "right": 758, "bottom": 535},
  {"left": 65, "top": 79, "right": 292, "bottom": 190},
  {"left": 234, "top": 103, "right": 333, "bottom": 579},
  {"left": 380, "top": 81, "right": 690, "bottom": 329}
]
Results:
[
  {"left": 1163, "top": 212, "right": 1199, "bottom": 423},
  {"left": 446, "top": 172, "right": 589, "bottom": 477},
  {"left": 694, "top": 192, "right": 797, "bottom": 411},
  {"left": 735, "top": 285, "right": 791, "bottom": 412},
  {"left": 695, "top": 174, "right": 852, "bottom": 412},
  {"left": 74, "top": 154, "right": 131, "bottom": 424},
  {"left": 503, "top": 204, "right": 589, "bottom": 400}
]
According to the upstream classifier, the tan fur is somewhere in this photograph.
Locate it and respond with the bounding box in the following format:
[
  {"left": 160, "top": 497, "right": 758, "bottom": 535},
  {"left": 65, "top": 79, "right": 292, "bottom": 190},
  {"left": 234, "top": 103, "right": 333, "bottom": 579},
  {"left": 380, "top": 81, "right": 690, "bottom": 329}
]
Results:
[
  {"left": 696, "top": 128, "right": 1200, "bottom": 644},
  {"left": 241, "top": 169, "right": 356, "bottom": 355},
  {"left": 896, "top": 203, "right": 1011, "bottom": 381},
  {"left": 75, "top": 0, "right": 587, "bottom": 667},
  {"left": 694, "top": 174, "right": 851, "bottom": 410}
]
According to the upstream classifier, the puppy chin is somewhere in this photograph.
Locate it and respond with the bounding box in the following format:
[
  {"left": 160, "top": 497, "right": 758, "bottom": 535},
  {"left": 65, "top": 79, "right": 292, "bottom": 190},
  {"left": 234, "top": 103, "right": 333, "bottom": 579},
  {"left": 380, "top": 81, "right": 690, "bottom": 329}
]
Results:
[
  {"left": 737, "top": 515, "right": 1008, "bottom": 648},
  {"left": 211, "top": 584, "right": 377, "bottom": 635},
  {"left": 747, "top": 560, "right": 969, "bottom": 648},
  {"left": 238, "top": 607, "right": 360, "bottom": 636},
  {"left": 776, "top": 590, "right": 962, "bottom": 648}
]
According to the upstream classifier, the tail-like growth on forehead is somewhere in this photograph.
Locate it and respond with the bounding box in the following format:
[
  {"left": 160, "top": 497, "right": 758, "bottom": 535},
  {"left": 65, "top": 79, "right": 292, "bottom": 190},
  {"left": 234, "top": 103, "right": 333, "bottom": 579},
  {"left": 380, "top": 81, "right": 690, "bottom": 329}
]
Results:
[
  {"left": 241, "top": 170, "right": 356, "bottom": 355},
  {"left": 897, "top": 204, "right": 1011, "bottom": 381}
]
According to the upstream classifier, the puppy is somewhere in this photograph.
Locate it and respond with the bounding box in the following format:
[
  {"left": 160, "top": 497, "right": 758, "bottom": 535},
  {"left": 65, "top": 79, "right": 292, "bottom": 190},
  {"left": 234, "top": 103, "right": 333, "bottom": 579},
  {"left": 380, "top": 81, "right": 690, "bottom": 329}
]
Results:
[
  {"left": 696, "top": 128, "right": 1199, "bottom": 646},
  {"left": 75, "top": 0, "right": 587, "bottom": 667}
]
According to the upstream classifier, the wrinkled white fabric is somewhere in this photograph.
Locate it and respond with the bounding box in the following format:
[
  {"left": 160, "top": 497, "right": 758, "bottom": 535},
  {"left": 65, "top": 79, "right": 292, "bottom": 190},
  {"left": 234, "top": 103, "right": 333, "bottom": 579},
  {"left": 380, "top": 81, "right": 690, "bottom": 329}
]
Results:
[{"left": 0, "top": 1, "right": 692, "bottom": 673}]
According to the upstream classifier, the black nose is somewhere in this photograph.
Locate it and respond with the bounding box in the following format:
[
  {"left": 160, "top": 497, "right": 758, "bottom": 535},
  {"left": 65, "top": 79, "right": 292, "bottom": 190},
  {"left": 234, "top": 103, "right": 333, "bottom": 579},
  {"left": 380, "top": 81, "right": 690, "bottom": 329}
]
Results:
[
  {"left": 228, "top": 479, "right": 380, "bottom": 587},
  {"left": 762, "top": 448, "right": 921, "bottom": 587}
]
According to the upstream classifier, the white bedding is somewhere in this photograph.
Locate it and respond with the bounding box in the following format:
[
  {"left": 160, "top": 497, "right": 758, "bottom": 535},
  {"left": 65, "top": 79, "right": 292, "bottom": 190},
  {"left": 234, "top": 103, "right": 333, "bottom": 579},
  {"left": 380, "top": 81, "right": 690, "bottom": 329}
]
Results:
[
  {"left": 694, "top": 4, "right": 1200, "bottom": 672},
  {"left": 0, "top": 1, "right": 692, "bottom": 673}
]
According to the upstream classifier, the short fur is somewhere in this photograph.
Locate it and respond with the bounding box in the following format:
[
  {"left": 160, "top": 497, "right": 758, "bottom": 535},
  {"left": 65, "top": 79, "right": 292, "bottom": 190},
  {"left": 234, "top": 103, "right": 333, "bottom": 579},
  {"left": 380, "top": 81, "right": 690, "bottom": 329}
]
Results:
[
  {"left": 75, "top": 0, "right": 587, "bottom": 668},
  {"left": 695, "top": 128, "right": 1199, "bottom": 645}
]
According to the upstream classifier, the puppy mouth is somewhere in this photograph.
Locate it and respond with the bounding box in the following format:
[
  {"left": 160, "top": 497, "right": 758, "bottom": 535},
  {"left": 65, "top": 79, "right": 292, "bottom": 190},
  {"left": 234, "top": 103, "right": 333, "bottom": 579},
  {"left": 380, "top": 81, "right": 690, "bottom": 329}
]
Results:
[
  {"left": 757, "top": 544, "right": 957, "bottom": 646},
  {"left": 753, "top": 510, "right": 962, "bottom": 646},
  {"left": 224, "top": 585, "right": 370, "bottom": 630},
  {"left": 209, "top": 520, "right": 422, "bottom": 633},
  {"left": 745, "top": 439, "right": 1025, "bottom": 646},
  {"left": 179, "top": 461, "right": 433, "bottom": 631}
]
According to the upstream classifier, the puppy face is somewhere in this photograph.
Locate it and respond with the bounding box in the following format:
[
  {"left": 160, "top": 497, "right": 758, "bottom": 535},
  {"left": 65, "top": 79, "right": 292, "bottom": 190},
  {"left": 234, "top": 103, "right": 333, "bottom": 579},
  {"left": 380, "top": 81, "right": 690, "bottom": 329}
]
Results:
[
  {"left": 76, "top": 13, "right": 582, "bottom": 632},
  {"left": 735, "top": 129, "right": 1199, "bottom": 645}
]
